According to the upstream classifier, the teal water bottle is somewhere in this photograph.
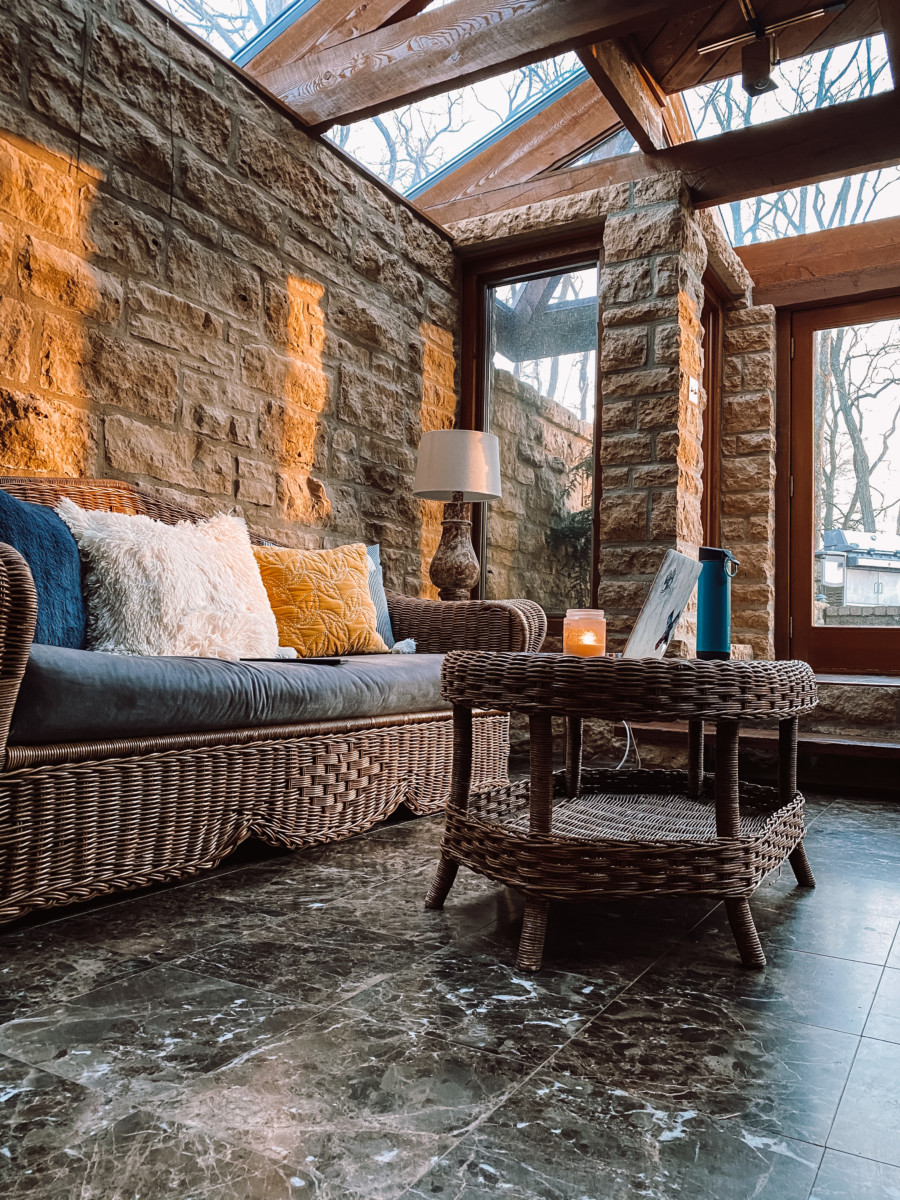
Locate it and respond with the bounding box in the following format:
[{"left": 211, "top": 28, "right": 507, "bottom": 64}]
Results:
[{"left": 697, "top": 547, "right": 740, "bottom": 660}]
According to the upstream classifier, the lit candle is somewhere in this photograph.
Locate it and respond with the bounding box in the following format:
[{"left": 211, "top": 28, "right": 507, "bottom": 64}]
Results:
[{"left": 563, "top": 609, "right": 607, "bottom": 657}]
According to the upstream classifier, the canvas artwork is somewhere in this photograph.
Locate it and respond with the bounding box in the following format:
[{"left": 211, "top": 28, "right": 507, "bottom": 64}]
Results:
[{"left": 623, "top": 549, "right": 703, "bottom": 659}]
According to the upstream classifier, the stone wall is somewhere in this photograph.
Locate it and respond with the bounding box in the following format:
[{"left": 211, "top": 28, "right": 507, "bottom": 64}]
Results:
[
  {"left": 486, "top": 369, "right": 593, "bottom": 612},
  {"left": 597, "top": 177, "right": 708, "bottom": 652},
  {"left": 0, "top": 0, "right": 459, "bottom": 597},
  {"left": 718, "top": 304, "right": 777, "bottom": 659}
]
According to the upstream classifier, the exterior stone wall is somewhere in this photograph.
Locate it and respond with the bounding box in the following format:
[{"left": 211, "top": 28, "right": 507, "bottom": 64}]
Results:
[
  {"left": 718, "top": 304, "right": 777, "bottom": 659},
  {"left": 597, "top": 177, "right": 708, "bottom": 653},
  {"left": 486, "top": 369, "right": 593, "bottom": 612},
  {"left": 0, "top": 0, "right": 458, "bottom": 597}
]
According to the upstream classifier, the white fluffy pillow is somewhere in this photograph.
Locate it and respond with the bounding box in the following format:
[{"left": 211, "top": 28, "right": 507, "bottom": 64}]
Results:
[{"left": 57, "top": 499, "right": 280, "bottom": 660}]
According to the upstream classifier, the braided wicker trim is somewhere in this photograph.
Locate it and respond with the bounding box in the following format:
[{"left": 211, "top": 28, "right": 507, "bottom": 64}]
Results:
[
  {"left": 440, "top": 768, "right": 806, "bottom": 902},
  {"left": 442, "top": 651, "right": 818, "bottom": 721}
]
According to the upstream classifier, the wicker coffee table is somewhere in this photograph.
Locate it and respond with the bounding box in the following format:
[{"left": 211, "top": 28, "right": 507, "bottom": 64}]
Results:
[{"left": 426, "top": 652, "right": 819, "bottom": 971}]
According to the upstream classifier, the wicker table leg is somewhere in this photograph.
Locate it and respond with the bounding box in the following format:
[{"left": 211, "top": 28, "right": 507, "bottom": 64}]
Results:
[
  {"left": 779, "top": 716, "right": 816, "bottom": 888},
  {"left": 565, "top": 716, "right": 582, "bottom": 799},
  {"left": 425, "top": 703, "right": 472, "bottom": 911},
  {"left": 517, "top": 898, "right": 550, "bottom": 972},
  {"left": 716, "top": 717, "right": 766, "bottom": 969}
]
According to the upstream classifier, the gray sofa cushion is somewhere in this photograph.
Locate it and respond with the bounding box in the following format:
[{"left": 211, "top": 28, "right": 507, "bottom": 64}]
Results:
[{"left": 10, "top": 645, "right": 449, "bottom": 745}]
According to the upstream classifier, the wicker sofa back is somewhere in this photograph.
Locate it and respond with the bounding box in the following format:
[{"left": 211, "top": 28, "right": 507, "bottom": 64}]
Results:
[{"left": 0, "top": 477, "right": 545, "bottom": 924}]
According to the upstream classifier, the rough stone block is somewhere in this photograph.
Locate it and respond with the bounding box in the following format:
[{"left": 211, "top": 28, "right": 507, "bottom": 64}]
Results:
[
  {"left": 635, "top": 392, "right": 680, "bottom": 430},
  {"left": 603, "top": 297, "right": 679, "bottom": 327},
  {"left": 179, "top": 148, "right": 281, "bottom": 247},
  {"left": 653, "top": 323, "right": 681, "bottom": 365},
  {"left": 167, "top": 231, "right": 261, "bottom": 322},
  {"left": 235, "top": 456, "right": 276, "bottom": 507},
  {"left": 88, "top": 15, "right": 169, "bottom": 125},
  {"left": 0, "top": 387, "right": 95, "bottom": 475},
  {"left": 337, "top": 366, "right": 405, "bottom": 439},
  {"left": 740, "top": 352, "right": 776, "bottom": 391},
  {"left": 0, "top": 136, "right": 81, "bottom": 239},
  {"left": 601, "top": 326, "right": 647, "bottom": 371},
  {"left": 19, "top": 235, "right": 122, "bottom": 322},
  {"left": 27, "top": 50, "right": 83, "bottom": 135},
  {"left": 237, "top": 120, "right": 339, "bottom": 226},
  {"left": 104, "top": 413, "right": 195, "bottom": 485},
  {"left": 599, "top": 261, "right": 652, "bottom": 306},
  {"left": 604, "top": 366, "right": 680, "bottom": 399},
  {"left": 599, "top": 491, "right": 647, "bottom": 541},
  {"left": 83, "top": 192, "right": 165, "bottom": 274},
  {"left": 81, "top": 83, "right": 172, "bottom": 185},
  {"left": 603, "top": 205, "right": 685, "bottom": 263},
  {"left": 0, "top": 297, "right": 34, "bottom": 383},
  {"left": 0, "top": 219, "right": 13, "bottom": 284},
  {"left": 172, "top": 71, "right": 231, "bottom": 161},
  {"left": 724, "top": 323, "right": 774, "bottom": 355},
  {"left": 602, "top": 432, "right": 652, "bottom": 465},
  {"left": 0, "top": 12, "right": 19, "bottom": 98},
  {"left": 723, "top": 393, "right": 774, "bottom": 434},
  {"left": 86, "top": 331, "right": 178, "bottom": 420},
  {"left": 258, "top": 397, "right": 322, "bottom": 471},
  {"left": 399, "top": 209, "right": 456, "bottom": 286},
  {"left": 242, "top": 344, "right": 329, "bottom": 414},
  {"left": 353, "top": 236, "right": 423, "bottom": 303},
  {"left": 329, "top": 294, "right": 406, "bottom": 359}
]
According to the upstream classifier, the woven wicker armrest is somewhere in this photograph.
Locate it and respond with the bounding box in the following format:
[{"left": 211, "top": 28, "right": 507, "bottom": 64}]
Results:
[
  {"left": 0, "top": 542, "right": 37, "bottom": 761},
  {"left": 386, "top": 593, "right": 546, "bottom": 653}
]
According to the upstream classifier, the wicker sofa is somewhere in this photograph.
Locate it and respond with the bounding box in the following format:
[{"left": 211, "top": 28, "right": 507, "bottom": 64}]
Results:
[{"left": 0, "top": 476, "right": 546, "bottom": 924}]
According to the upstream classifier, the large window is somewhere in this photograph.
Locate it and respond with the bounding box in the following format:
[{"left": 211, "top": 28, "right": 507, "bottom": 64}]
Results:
[
  {"left": 475, "top": 258, "right": 601, "bottom": 617},
  {"left": 790, "top": 296, "right": 900, "bottom": 673}
]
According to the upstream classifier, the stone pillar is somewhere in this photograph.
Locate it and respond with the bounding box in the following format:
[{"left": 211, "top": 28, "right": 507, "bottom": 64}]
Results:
[
  {"left": 718, "top": 304, "right": 777, "bottom": 659},
  {"left": 598, "top": 176, "right": 708, "bottom": 652}
]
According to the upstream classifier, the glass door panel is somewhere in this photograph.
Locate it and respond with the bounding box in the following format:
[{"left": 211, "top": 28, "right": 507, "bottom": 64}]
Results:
[
  {"left": 482, "top": 264, "right": 600, "bottom": 614},
  {"left": 791, "top": 297, "right": 900, "bottom": 672}
]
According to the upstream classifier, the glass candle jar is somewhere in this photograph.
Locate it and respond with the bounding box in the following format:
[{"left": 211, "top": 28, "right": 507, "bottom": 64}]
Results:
[{"left": 563, "top": 609, "right": 607, "bottom": 657}]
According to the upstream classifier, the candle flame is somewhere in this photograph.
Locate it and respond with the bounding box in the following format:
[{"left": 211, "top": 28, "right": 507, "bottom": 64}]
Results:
[{"left": 580, "top": 632, "right": 597, "bottom": 645}]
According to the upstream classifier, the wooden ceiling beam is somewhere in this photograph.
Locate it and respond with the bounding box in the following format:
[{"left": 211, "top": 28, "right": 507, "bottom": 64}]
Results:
[
  {"left": 245, "top": 1, "right": 430, "bottom": 84},
  {"left": 419, "top": 89, "right": 900, "bottom": 224},
  {"left": 264, "top": 0, "right": 719, "bottom": 131},
  {"left": 737, "top": 215, "right": 900, "bottom": 307},
  {"left": 877, "top": 0, "right": 900, "bottom": 87},
  {"left": 577, "top": 39, "right": 669, "bottom": 151}
]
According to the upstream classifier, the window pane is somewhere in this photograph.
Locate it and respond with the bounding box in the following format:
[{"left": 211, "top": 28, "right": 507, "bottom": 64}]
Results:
[
  {"left": 484, "top": 266, "right": 598, "bottom": 612},
  {"left": 813, "top": 319, "right": 900, "bottom": 628}
]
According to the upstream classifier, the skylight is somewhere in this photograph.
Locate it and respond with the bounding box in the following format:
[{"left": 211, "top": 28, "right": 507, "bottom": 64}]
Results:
[
  {"left": 152, "top": 0, "right": 301, "bottom": 58},
  {"left": 325, "top": 54, "right": 585, "bottom": 196},
  {"left": 681, "top": 36, "right": 900, "bottom": 246},
  {"left": 565, "top": 127, "right": 638, "bottom": 169}
]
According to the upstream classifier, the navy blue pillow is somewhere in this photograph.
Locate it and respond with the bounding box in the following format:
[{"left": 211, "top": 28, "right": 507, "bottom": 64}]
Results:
[{"left": 0, "top": 488, "right": 87, "bottom": 648}]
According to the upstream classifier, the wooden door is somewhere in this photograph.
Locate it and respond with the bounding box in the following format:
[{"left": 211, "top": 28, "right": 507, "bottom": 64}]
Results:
[{"left": 790, "top": 295, "right": 900, "bottom": 673}]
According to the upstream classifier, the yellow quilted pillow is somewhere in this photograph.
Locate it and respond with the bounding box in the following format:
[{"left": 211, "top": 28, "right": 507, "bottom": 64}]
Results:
[{"left": 253, "top": 543, "right": 389, "bottom": 657}]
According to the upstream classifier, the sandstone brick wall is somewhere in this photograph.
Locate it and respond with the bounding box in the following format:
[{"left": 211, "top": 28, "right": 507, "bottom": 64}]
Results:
[
  {"left": 486, "top": 369, "right": 593, "bottom": 612},
  {"left": 718, "top": 304, "right": 777, "bottom": 659},
  {"left": 597, "top": 177, "right": 708, "bottom": 652},
  {"left": 0, "top": 0, "right": 459, "bottom": 596}
]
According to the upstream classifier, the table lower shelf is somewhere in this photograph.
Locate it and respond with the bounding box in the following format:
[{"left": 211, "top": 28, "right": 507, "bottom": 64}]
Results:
[{"left": 442, "top": 768, "right": 806, "bottom": 901}]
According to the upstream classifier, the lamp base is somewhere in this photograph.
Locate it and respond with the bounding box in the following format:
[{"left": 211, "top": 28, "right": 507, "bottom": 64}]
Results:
[{"left": 430, "top": 493, "right": 480, "bottom": 602}]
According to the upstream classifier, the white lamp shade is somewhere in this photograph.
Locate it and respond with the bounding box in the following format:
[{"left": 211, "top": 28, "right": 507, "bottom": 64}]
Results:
[{"left": 413, "top": 429, "right": 502, "bottom": 502}]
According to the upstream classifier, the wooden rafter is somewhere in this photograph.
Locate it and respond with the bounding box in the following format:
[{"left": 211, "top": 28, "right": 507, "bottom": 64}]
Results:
[
  {"left": 263, "top": 0, "right": 719, "bottom": 131},
  {"left": 246, "top": 1, "right": 430, "bottom": 81},
  {"left": 412, "top": 78, "right": 620, "bottom": 209},
  {"left": 577, "top": 39, "right": 670, "bottom": 151},
  {"left": 419, "top": 89, "right": 900, "bottom": 225}
]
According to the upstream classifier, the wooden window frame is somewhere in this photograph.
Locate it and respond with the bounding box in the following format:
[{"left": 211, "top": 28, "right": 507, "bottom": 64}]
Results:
[
  {"left": 460, "top": 235, "right": 604, "bottom": 634},
  {"left": 700, "top": 274, "right": 726, "bottom": 549},
  {"left": 788, "top": 293, "right": 900, "bottom": 674}
]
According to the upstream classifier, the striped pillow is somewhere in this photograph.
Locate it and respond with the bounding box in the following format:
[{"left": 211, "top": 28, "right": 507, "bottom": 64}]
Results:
[{"left": 366, "top": 544, "right": 395, "bottom": 649}]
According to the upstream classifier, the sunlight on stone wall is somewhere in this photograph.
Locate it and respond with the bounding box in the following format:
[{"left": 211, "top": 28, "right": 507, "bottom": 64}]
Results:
[
  {"left": 418, "top": 322, "right": 457, "bottom": 598},
  {"left": 0, "top": 134, "right": 99, "bottom": 476}
]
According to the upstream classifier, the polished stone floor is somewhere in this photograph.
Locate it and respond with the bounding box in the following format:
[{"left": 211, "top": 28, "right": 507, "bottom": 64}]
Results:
[{"left": 2, "top": 790, "right": 899, "bottom": 1199}]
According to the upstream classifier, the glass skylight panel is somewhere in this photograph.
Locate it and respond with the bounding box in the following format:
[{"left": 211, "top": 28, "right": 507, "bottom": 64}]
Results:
[
  {"left": 152, "top": 0, "right": 302, "bottom": 58},
  {"left": 683, "top": 35, "right": 891, "bottom": 139},
  {"left": 566, "top": 127, "right": 638, "bottom": 168},
  {"left": 681, "top": 35, "right": 899, "bottom": 246},
  {"left": 325, "top": 53, "right": 585, "bottom": 196}
]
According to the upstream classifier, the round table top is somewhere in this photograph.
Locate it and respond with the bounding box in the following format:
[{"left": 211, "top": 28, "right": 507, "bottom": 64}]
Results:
[{"left": 442, "top": 652, "right": 817, "bottom": 722}]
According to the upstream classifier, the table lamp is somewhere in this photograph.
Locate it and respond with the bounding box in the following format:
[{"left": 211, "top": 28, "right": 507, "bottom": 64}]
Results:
[{"left": 413, "top": 429, "right": 501, "bottom": 600}]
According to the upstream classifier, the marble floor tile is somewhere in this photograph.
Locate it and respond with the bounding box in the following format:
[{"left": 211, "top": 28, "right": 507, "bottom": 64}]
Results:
[
  {"left": 828, "top": 1037, "right": 900, "bottom": 1166},
  {"left": 647, "top": 919, "right": 884, "bottom": 1035},
  {"left": 727, "top": 872, "right": 900, "bottom": 966},
  {"left": 0, "top": 887, "right": 284, "bottom": 1023},
  {"left": 864, "top": 968, "right": 900, "bottom": 1045},
  {"left": 343, "top": 947, "right": 621, "bottom": 1064},
  {"left": 810, "top": 1149, "right": 900, "bottom": 1200},
  {"left": 553, "top": 989, "right": 857, "bottom": 1145},
  {"left": 0, "top": 964, "right": 313, "bottom": 1108},
  {"left": 4, "top": 1101, "right": 314, "bottom": 1200},
  {"left": 888, "top": 933, "right": 900, "bottom": 970},
  {"left": 162, "top": 1014, "right": 535, "bottom": 1198},
  {"left": 401, "top": 1069, "right": 823, "bottom": 1200}
]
